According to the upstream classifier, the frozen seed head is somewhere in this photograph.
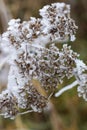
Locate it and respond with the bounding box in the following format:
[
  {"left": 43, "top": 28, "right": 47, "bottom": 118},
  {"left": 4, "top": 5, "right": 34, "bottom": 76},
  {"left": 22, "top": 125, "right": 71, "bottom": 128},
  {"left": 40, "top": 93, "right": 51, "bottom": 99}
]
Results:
[
  {"left": 0, "top": 90, "right": 19, "bottom": 119},
  {"left": 36, "top": 44, "right": 78, "bottom": 92},
  {"left": 40, "top": 3, "right": 78, "bottom": 42},
  {"left": 1, "top": 3, "right": 87, "bottom": 119},
  {"left": 1, "top": 2, "right": 77, "bottom": 54},
  {"left": 18, "top": 82, "right": 47, "bottom": 112}
]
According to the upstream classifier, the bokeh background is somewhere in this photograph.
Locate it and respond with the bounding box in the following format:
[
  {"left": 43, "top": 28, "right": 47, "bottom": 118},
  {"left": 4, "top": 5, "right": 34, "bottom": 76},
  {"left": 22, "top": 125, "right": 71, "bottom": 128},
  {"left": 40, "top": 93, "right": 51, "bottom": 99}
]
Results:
[{"left": 0, "top": 0, "right": 87, "bottom": 130}]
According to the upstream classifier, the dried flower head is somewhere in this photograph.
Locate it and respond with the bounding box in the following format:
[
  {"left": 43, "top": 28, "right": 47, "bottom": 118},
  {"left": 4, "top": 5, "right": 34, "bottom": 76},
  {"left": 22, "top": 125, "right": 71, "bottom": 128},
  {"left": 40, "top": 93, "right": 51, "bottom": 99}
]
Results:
[
  {"left": 39, "top": 3, "right": 78, "bottom": 42},
  {"left": 0, "top": 90, "right": 18, "bottom": 119},
  {"left": 36, "top": 44, "right": 78, "bottom": 92},
  {"left": 0, "top": 3, "right": 87, "bottom": 119}
]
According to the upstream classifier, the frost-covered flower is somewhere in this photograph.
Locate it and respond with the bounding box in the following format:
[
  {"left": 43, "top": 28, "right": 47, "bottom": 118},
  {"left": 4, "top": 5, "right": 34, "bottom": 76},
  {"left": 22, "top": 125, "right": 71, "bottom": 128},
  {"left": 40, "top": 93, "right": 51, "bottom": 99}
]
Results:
[
  {"left": 40, "top": 3, "right": 77, "bottom": 42},
  {"left": 0, "top": 2, "right": 87, "bottom": 119},
  {"left": 1, "top": 3, "right": 77, "bottom": 54},
  {"left": 36, "top": 44, "right": 78, "bottom": 92}
]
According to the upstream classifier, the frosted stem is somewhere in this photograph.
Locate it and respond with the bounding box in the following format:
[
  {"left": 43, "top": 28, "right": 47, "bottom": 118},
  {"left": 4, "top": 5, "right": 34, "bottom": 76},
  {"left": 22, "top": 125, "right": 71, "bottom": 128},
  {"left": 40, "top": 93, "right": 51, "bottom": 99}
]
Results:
[
  {"left": 19, "top": 110, "right": 34, "bottom": 115},
  {"left": 55, "top": 80, "right": 78, "bottom": 97}
]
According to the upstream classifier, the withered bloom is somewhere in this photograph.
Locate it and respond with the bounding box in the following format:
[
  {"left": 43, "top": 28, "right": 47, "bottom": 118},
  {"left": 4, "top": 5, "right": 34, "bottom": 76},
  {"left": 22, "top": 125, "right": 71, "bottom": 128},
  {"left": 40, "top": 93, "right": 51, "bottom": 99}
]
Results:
[{"left": 0, "top": 3, "right": 87, "bottom": 119}]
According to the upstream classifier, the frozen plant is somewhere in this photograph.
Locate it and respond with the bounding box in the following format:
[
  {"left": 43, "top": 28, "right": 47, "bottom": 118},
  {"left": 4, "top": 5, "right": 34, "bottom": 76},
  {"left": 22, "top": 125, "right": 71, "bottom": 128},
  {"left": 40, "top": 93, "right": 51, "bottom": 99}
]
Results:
[{"left": 0, "top": 2, "right": 87, "bottom": 119}]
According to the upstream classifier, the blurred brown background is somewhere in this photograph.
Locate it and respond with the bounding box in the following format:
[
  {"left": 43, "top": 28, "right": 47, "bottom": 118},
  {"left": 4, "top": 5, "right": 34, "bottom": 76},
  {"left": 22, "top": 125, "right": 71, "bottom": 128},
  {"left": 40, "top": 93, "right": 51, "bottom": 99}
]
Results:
[{"left": 0, "top": 0, "right": 87, "bottom": 130}]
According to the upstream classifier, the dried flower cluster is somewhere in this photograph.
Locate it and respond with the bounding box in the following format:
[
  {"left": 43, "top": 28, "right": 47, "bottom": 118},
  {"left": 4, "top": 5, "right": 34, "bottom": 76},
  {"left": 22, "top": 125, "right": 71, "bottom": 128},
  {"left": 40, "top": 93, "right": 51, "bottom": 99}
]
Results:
[
  {"left": 36, "top": 44, "right": 78, "bottom": 92},
  {"left": 0, "top": 3, "right": 87, "bottom": 119},
  {"left": 0, "top": 90, "right": 18, "bottom": 119}
]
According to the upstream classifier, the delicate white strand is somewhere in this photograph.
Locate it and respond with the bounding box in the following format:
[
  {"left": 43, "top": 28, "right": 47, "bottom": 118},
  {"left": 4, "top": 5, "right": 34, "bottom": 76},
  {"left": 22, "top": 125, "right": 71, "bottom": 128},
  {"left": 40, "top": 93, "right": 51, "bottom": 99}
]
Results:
[
  {"left": 19, "top": 110, "right": 34, "bottom": 115},
  {"left": 55, "top": 80, "right": 78, "bottom": 97}
]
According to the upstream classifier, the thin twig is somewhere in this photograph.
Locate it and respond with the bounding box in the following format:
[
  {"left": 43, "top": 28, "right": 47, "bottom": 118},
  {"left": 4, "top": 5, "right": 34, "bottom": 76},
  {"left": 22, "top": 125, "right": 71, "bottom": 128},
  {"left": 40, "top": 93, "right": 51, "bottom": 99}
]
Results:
[
  {"left": 55, "top": 80, "right": 78, "bottom": 97},
  {"left": 19, "top": 110, "right": 34, "bottom": 115}
]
